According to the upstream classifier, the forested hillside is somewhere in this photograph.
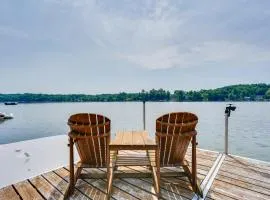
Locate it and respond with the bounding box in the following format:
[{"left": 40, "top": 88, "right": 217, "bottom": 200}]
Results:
[{"left": 0, "top": 84, "right": 269, "bottom": 102}]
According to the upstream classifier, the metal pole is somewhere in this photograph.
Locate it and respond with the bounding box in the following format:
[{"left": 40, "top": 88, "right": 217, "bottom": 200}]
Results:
[
  {"left": 143, "top": 101, "right": 146, "bottom": 130},
  {"left": 225, "top": 113, "right": 229, "bottom": 154}
]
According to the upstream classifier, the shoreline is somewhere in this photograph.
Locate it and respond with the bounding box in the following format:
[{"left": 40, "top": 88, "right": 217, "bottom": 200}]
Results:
[{"left": 1, "top": 100, "right": 270, "bottom": 104}]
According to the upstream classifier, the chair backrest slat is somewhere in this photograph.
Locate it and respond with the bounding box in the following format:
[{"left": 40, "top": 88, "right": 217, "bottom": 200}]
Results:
[
  {"left": 167, "top": 112, "right": 178, "bottom": 165},
  {"left": 156, "top": 112, "right": 198, "bottom": 166},
  {"left": 68, "top": 113, "right": 110, "bottom": 167}
]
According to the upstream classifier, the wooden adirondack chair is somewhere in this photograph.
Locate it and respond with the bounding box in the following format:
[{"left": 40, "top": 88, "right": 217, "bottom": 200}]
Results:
[
  {"left": 156, "top": 112, "right": 203, "bottom": 197},
  {"left": 65, "top": 113, "right": 114, "bottom": 199}
]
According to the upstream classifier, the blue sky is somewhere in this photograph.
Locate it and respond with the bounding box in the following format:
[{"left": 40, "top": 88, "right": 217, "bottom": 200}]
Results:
[{"left": 0, "top": 0, "right": 269, "bottom": 94}]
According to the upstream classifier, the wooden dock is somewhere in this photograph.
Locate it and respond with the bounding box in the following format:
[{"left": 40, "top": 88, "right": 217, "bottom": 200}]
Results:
[{"left": 1, "top": 148, "right": 270, "bottom": 200}]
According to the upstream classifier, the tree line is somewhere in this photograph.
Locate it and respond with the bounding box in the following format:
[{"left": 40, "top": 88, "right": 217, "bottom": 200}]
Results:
[{"left": 0, "top": 84, "right": 270, "bottom": 103}]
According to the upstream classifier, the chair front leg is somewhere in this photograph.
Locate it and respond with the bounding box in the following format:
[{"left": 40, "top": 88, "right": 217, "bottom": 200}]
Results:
[
  {"left": 192, "top": 135, "right": 203, "bottom": 197},
  {"left": 107, "top": 144, "right": 114, "bottom": 199},
  {"left": 64, "top": 137, "right": 75, "bottom": 199},
  {"left": 155, "top": 147, "right": 160, "bottom": 197},
  {"left": 192, "top": 135, "right": 197, "bottom": 187},
  {"left": 69, "top": 137, "right": 75, "bottom": 192}
]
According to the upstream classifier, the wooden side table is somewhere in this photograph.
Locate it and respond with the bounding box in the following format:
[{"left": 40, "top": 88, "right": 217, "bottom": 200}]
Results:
[{"left": 109, "top": 131, "right": 160, "bottom": 196}]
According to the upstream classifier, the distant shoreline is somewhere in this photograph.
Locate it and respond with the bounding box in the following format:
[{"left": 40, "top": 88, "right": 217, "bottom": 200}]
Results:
[
  {"left": 0, "top": 100, "right": 270, "bottom": 105},
  {"left": 1, "top": 83, "right": 270, "bottom": 103}
]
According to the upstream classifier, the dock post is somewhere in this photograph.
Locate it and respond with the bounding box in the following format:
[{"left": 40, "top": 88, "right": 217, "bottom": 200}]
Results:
[
  {"left": 225, "top": 113, "right": 229, "bottom": 155},
  {"left": 143, "top": 101, "right": 146, "bottom": 130},
  {"left": 224, "top": 104, "right": 236, "bottom": 155}
]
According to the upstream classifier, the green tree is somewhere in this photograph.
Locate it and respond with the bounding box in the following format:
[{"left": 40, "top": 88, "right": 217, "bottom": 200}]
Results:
[
  {"left": 0, "top": 83, "right": 269, "bottom": 102},
  {"left": 174, "top": 90, "right": 185, "bottom": 101},
  {"left": 265, "top": 88, "right": 270, "bottom": 99}
]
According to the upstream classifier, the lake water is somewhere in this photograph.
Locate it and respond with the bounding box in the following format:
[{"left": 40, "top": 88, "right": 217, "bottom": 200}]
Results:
[{"left": 0, "top": 102, "right": 270, "bottom": 162}]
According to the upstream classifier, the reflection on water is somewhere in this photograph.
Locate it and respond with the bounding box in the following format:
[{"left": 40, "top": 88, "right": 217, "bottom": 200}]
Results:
[{"left": 0, "top": 102, "right": 270, "bottom": 161}]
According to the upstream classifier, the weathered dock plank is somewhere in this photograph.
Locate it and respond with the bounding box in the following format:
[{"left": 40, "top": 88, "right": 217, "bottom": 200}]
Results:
[
  {"left": 14, "top": 180, "right": 44, "bottom": 200},
  {"left": 117, "top": 166, "right": 192, "bottom": 199},
  {"left": 207, "top": 154, "right": 270, "bottom": 200},
  {"left": 43, "top": 171, "right": 89, "bottom": 199},
  {"left": 186, "top": 148, "right": 219, "bottom": 159},
  {"left": 221, "top": 161, "right": 270, "bottom": 176},
  {"left": 29, "top": 175, "right": 64, "bottom": 200},
  {"left": 1, "top": 149, "right": 270, "bottom": 200},
  {"left": 218, "top": 170, "right": 270, "bottom": 190},
  {"left": 42, "top": 171, "right": 69, "bottom": 195},
  {"left": 0, "top": 185, "right": 21, "bottom": 200},
  {"left": 54, "top": 167, "right": 106, "bottom": 200},
  {"left": 206, "top": 190, "right": 237, "bottom": 200},
  {"left": 96, "top": 167, "right": 157, "bottom": 200},
  {"left": 219, "top": 163, "right": 270, "bottom": 184},
  {"left": 81, "top": 167, "right": 146, "bottom": 200},
  {"left": 225, "top": 155, "right": 270, "bottom": 171},
  {"left": 208, "top": 179, "right": 270, "bottom": 200},
  {"left": 215, "top": 174, "right": 270, "bottom": 196}
]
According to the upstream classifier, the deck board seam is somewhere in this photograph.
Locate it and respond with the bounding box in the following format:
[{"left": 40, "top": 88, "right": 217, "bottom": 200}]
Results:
[
  {"left": 140, "top": 166, "right": 197, "bottom": 184},
  {"left": 223, "top": 159, "right": 270, "bottom": 171},
  {"left": 136, "top": 175, "right": 191, "bottom": 199},
  {"left": 3, "top": 149, "right": 270, "bottom": 200},
  {"left": 162, "top": 163, "right": 211, "bottom": 174},
  {"left": 97, "top": 168, "right": 166, "bottom": 200},
  {"left": 227, "top": 154, "right": 270, "bottom": 166},
  {"left": 138, "top": 176, "right": 191, "bottom": 200},
  {"left": 191, "top": 148, "right": 220, "bottom": 154},
  {"left": 216, "top": 174, "right": 270, "bottom": 190},
  {"left": 27, "top": 179, "right": 46, "bottom": 200},
  {"left": 40, "top": 174, "right": 65, "bottom": 196},
  {"left": 113, "top": 167, "right": 190, "bottom": 200},
  {"left": 214, "top": 175, "right": 270, "bottom": 196},
  {"left": 99, "top": 169, "right": 169, "bottom": 200},
  {"left": 126, "top": 166, "right": 193, "bottom": 188},
  {"left": 113, "top": 177, "right": 167, "bottom": 200},
  {"left": 186, "top": 156, "right": 218, "bottom": 162},
  {"left": 11, "top": 184, "right": 23, "bottom": 200},
  {"left": 118, "top": 151, "right": 210, "bottom": 199},
  {"left": 218, "top": 168, "right": 270, "bottom": 184},
  {"left": 205, "top": 190, "right": 239, "bottom": 200},
  {"left": 65, "top": 167, "right": 120, "bottom": 200},
  {"left": 64, "top": 167, "right": 119, "bottom": 200},
  {"left": 61, "top": 167, "right": 118, "bottom": 200},
  {"left": 186, "top": 161, "right": 217, "bottom": 166},
  {"left": 156, "top": 165, "right": 209, "bottom": 178},
  {"left": 52, "top": 170, "right": 92, "bottom": 200},
  {"left": 135, "top": 165, "right": 199, "bottom": 193},
  {"left": 221, "top": 161, "right": 270, "bottom": 174},
  {"left": 83, "top": 177, "right": 141, "bottom": 200}
]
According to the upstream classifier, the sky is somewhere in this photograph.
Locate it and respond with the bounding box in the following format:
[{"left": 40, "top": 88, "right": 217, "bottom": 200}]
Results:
[{"left": 0, "top": 0, "right": 270, "bottom": 94}]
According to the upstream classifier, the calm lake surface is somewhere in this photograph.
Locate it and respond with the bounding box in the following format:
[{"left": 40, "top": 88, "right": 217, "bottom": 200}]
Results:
[{"left": 0, "top": 102, "right": 269, "bottom": 161}]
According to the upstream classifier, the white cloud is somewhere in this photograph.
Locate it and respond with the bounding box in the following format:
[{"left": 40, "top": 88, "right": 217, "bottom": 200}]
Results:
[
  {"left": 3, "top": 0, "right": 270, "bottom": 70},
  {"left": 116, "top": 45, "right": 181, "bottom": 69},
  {"left": 117, "top": 41, "right": 270, "bottom": 69},
  {"left": 1, "top": 0, "right": 270, "bottom": 92},
  {"left": 47, "top": 0, "right": 270, "bottom": 69}
]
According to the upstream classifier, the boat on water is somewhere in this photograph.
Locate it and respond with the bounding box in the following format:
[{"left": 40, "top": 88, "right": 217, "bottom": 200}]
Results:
[
  {"left": 0, "top": 112, "right": 14, "bottom": 120},
  {"left": 4, "top": 102, "right": 18, "bottom": 105}
]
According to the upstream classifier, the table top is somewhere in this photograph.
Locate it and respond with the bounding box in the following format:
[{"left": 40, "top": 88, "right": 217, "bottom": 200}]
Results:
[{"left": 109, "top": 131, "right": 157, "bottom": 150}]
